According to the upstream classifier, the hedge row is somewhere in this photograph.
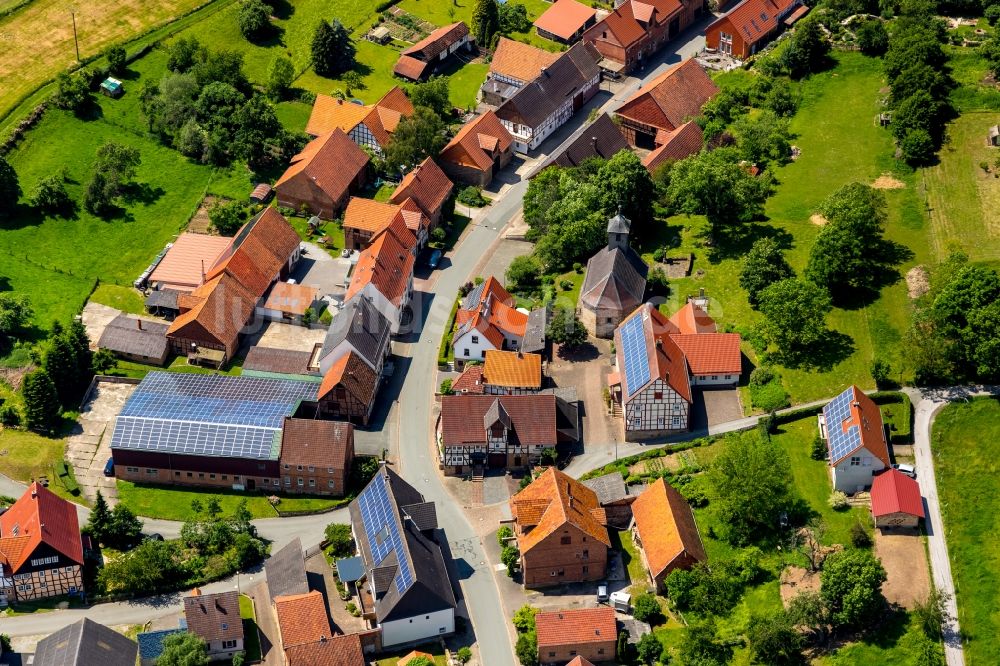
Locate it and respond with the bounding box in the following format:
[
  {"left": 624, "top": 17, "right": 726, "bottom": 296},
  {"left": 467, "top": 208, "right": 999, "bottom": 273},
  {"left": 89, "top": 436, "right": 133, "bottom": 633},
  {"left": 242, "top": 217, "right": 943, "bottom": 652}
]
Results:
[
  {"left": 580, "top": 436, "right": 717, "bottom": 481},
  {"left": 437, "top": 298, "right": 460, "bottom": 367}
]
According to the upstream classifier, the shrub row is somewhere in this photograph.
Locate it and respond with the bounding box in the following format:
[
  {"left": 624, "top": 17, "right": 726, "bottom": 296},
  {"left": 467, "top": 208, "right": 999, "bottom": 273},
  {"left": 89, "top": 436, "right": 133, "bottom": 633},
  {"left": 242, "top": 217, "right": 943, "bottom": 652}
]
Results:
[{"left": 437, "top": 298, "right": 460, "bottom": 367}]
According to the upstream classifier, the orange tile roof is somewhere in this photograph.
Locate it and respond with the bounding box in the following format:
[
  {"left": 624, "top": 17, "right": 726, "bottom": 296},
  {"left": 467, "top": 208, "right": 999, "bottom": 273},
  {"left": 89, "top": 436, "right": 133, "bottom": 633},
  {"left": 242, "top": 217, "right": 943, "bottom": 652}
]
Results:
[
  {"left": 376, "top": 86, "right": 415, "bottom": 117},
  {"left": 534, "top": 0, "right": 597, "bottom": 40},
  {"left": 389, "top": 157, "right": 454, "bottom": 219},
  {"left": 642, "top": 121, "right": 703, "bottom": 172},
  {"left": 306, "top": 96, "right": 371, "bottom": 137},
  {"left": 275, "top": 591, "right": 332, "bottom": 650},
  {"left": 275, "top": 129, "right": 370, "bottom": 207},
  {"left": 709, "top": 0, "right": 799, "bottom": 49},
  {"left": 398, "top": 650, "right": 435, "bottom": 665},
  {"left": 441, "top": 111, "right": 514, "bottom": 173},
  {"left": 631, "top": 478, "right": 706, "bottom": 578},
  {"left": 318, "top": 350, "right": 379, "bottom": 407},
  {"left": 825, "top": 386, "right": 891, "bottom": 467},
  {"left": 482, "top": 350, "right": 542, "bottom": 388},
  {"left": 148, "top": 233, "right": 232, "bottom": 292},
  {"left": 451, "top": 364, "right": 485, "bottom": 393},
  {"left": 586, "top": 0, "right": 682, "bottom": 49},
  {"left": 668, "top": 302, "right": 717, "bottom": 335},
  {"left": 566, "top": 658, "right": 597, "bottom": 666},
  {"left": 510, "top": 468, "right": 610, "bottom": 554},
  {"left": 0, "top": 483, "right": 83, "bottom": 572},
  {"left": 264, "top": 282, "right": 319, "bottom": 316},
  {"left": 285, "top": 635, "right": 365, "bottom": 666},
  {"left": 490, "top": 38, "right": 560, "bottom": 84},
  {"left": 167, "top": 273, "right": 257, "bottom": 352},
  {"left": 670, "top": 333, "right": 742, "bottom": 375},
  {"left": 454, "top": 277, "right": 529, "bottom": 347},
  {"left": 343, "top": 197, "right": 403, "bottom": 235},
  {"left": 393, "top": 54, "right": 429, "bottom": 81},
  {"left": 616, "top": 59, "right": 719, "bottom": 133},
  {"left": 345, "top": 225, "right": 415, "bottom": 307},
  {"left": 394, "top": 198, "right": 428, "bottom": 237},
  {"left": 535, "top": 607, "right": 617, "bottom": 649}
]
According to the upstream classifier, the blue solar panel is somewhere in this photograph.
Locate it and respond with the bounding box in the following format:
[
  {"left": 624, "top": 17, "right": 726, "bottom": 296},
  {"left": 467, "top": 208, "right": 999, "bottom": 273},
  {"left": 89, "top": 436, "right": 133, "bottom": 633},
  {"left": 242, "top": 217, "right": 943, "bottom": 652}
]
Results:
[
  {"left": 357, "top": 472, "right": 414, "bottom": 595},
  {"left": 620, "top": 313, "right": 650, "bottom": 397},
  {"left": 824, "top": 387, "right": 863, "bottom": 462},
  {"left": 111, "top": 372, "right": 317, "bottom": 460}
]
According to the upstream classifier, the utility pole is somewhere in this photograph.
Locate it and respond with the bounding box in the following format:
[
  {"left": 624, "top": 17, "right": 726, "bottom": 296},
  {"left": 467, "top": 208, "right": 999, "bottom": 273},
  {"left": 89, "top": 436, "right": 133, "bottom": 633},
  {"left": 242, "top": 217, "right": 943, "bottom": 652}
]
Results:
[{"left": 71, "top": 11, "right": 80, "bottom": 62}]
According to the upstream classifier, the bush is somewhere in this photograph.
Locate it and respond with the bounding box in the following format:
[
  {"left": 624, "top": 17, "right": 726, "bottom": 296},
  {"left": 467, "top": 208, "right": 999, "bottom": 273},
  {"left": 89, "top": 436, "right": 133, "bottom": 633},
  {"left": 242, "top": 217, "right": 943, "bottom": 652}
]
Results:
[
  {"left": 512, "top": 604, "right": 537, "bottom": 633},
  {"left": 811, "top": 434, "right": 827, "bottom": 460},
  {"left": 106, "top": 45, "right": 128, "bottom": 75},
  {"left": 572, "top": 262, "right": 583, "bottom": 273},
  {"left": 632, "top": 593, "right": 663, "bottom": 624},
  {"left": 456, "top": 647, "right": 472, "bottom": 663},
  {"left": 457, "top": 186, "right": 488, "bottom": 207},
  {"left": 501, "top": 544, "right": 519, "bottom": 577},
  {"left": 346, "top": 601, "right": 360, "bottom": 616},
  {"left": 0, "top": 403, "right": 21, "bottom": 427},
  {"left": 827, "top": 491, "right": 849, "bottom": 510},
  {"left": 987, "top": 4, "right": 1000, "bottom": 25},
  {"left": 749, "top": 366, "right": 775, "bottom": 387},
  {"left": 850, "top": 520, "right": 872, "bottom": 548},
  {"left": 870, "top": 358, "right": 892, "bottom": 389},
  {"left": 440, "top": 378, "right": 454, "bottom": 395},
  {"left": 900, "top": 129, "right": 936, "bottom": 165},
  {"left": 515, "top": 631, "right": 538, "bottom": 666},
  {"left": 325, "top": 523, "right": 354, "bottom": 558},
  {"left": 497, "top": 525, "right": 513, "bottom": 545},
  {"left": 559, "top": 279, "right": 573, "bottom": 291}
]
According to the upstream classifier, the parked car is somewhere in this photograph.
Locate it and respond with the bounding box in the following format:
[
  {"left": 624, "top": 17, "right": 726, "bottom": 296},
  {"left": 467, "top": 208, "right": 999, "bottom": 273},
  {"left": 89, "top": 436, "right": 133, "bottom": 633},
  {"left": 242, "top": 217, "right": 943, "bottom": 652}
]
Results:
[
  {"left": 427, "top": 249, "right": 443, "bottom": 268},
  {"left": 103, "top": 458, "right": 115, "bottom": 477},
  {"left": 597, "top": 582, "right": 609, "bottom": 603},
  {"left": 893, "top": 463, "right": 916, "bottom": 478}
]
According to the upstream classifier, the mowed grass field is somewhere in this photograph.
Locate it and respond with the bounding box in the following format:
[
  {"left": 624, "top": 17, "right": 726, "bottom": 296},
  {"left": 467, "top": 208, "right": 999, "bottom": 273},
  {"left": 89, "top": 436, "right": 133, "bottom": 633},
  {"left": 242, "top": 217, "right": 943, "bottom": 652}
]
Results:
[
  {"left": 0, "top": 0, "right": 212, "bottom": 121},
  {"left": 651, "top": 53, "right": 927, "bottom": 402},
  {"left": 922, "top": 112, "right": 1000, "bottom": 264},
  {"left": 931, "top": 397, "right": 1000, "bottom": 666}
]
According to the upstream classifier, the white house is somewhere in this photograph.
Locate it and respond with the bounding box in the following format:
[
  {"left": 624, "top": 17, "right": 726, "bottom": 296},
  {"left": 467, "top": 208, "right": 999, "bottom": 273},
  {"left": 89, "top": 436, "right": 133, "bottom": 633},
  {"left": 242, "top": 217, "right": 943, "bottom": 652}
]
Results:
[
  {"left": 452, "top": 277, "right": 528, "bottom": 366},
  {"left": 318, "top": 294, "right": 392, "bottom": 376},
  {"left": 819, "top": 386, "right": 890, "bottom": 493}
]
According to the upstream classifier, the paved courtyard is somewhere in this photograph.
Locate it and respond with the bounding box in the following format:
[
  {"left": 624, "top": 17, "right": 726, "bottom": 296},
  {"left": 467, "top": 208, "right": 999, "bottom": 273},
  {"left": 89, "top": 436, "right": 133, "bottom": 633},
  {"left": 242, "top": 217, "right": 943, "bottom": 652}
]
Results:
[
  {"left": 289, "top": 242, "right": 352, "bottom": 300},
  {"left": 65, "top": 380, "right": 136, "bottom": 503},
  {"left": 251, "top": 321, "right": 327, "bottom": 353},
  {"left": 691, "top": 388, "right": 744, "bottom": 430}
]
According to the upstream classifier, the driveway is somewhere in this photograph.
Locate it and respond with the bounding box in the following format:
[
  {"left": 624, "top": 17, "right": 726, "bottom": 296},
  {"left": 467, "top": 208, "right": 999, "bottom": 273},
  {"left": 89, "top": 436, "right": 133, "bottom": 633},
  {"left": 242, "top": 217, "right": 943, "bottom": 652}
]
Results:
[
  {"left": 874, "top": 528, "right": 930, "bottom": 610},
  {"left": 66, "top": 381, "right": 136, "bottom": 503},
  {"left": 690, "top": 388, "right": 744, "bottom": 430},
  {"left": 290, "top": 242, "right": 351, "bottom": 299}
]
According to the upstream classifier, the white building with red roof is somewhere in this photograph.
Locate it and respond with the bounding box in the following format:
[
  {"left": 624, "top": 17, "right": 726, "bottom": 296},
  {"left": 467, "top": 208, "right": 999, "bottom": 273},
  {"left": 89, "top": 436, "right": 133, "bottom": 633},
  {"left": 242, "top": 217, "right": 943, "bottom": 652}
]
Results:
[
  {"left": 820, "top": 385, "right": 890, "bottom": 493},
  {"left": 870, "top": 468, "right": 924, "bottom": 528},
  {"left": 452, "top": 277, "right": 530, "bottom": 367},
  {"left": 611, "top": 300, "right": 742, "bottom": 439}
]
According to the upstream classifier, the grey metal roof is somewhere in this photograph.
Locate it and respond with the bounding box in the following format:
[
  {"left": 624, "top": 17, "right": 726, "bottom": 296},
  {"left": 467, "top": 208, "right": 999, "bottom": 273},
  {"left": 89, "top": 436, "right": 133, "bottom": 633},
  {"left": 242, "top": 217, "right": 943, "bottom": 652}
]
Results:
[
  {"left": 321, "top": 295, "right": 392, "bottom": 371},
  {"left": 582, "top": 472, "right": 630, "bottom": 505},
  {"left": 34, "top": 618, "right": 138, "bottom": 666},
  {"left": 335, "top": 555, "right": 365, "bottom": 583},
  {"left": 495, "top": 42, "right": 602, "bottom": 131},
  {"left": 528, "top": 113, "right": 629, "bottom": 177},
  {"left": 265, "top": 537, "right": 309, "bottom": 602},
  {"left": 579, "top": 247, "right": 648, "bottom": 311},
  {"left": 144, "top": 288, "right": 180, "bottom": 310},
  {"left": 97, "top": 314, "right": 169, "bottom": 360},
  {"left": 522, "top": 306, "right": 549, "bottom": 355},
  {"left": 348, "top": 466, "right": 457, "bottom": 623}
]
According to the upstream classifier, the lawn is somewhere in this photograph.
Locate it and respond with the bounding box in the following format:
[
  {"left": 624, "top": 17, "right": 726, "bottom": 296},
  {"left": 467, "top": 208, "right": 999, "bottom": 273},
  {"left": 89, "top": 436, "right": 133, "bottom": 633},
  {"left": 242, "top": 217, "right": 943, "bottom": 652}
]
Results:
[
  {"left": 549, "top": 268, "right": 584, "bottom": 312},
  {"left": 610, "top": 529, "right": 647, "bottom": 587},
  {"left": 239, "top": 594, "right": 263, "bottom": 662},
  {"left": 3, "top": 108, "right": 245, "bottom": 330},
  {"left": 651, "top": 52, "right": 928, "bottom": 403},
  {"left": 116, "top": 480, "right": 344, "bottom": 520},
  {"left": 0, "top": 0, "right": 211, "bottom": 122},
  {"left": 287, "top": 214, "right": 346, "bottom": 255},
  {"left": 921, "top": 111, "right": 1000, "bottom": 264},
  {"left": 931, "top": 396, "right": 1000, "bottom": 666},
  {"left": 0, "top": 427, "right": 75, "bottom": 502},
  {"left": 89, "top": 284, "right": 147, "bottom": 316},
  {"left": 375, "top": 642, "right": 447, "bottom": 666}
]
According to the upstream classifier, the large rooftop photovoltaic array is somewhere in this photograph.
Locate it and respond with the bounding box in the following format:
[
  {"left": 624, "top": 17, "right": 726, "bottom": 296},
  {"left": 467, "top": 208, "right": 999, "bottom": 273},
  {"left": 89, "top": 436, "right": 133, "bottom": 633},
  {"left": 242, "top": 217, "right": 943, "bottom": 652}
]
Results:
[
  {"left": 111, "top": 372, "right": 318, "bottom": 460},
  {"left": 824, "top": 387, "right": 863, "bottom": 462},
  {"left": 357, "top": 472, "right": 414, "bottom": 595},
  {"left": 621, "top": 313, "right": 650, "bottom": 397}
]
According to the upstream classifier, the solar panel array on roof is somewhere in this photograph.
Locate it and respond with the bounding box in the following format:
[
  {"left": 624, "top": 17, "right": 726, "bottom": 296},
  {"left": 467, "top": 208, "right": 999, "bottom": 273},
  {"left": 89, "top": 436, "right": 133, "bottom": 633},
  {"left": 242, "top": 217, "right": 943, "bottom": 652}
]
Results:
[
  {"left": 824, "top": 388, "right": 862, "bottom": 462},
  {"left": 111, "top": 372, "right": 317, "bottom": 460},
  {"left": 357, "top": 472, "right": 414, "bottom": 595},
  {"left": 621, "top": 313, "right": 650, "bottom": 396}
]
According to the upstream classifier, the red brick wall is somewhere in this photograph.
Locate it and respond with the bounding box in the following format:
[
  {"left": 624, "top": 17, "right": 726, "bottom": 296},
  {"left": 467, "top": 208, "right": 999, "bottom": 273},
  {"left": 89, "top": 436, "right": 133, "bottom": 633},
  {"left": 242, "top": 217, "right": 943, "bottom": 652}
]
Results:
[
  {"left": 520, "top": 524, "right": 608, "bottom": 588},
  {"left": 539, "top": 639, "right": 616, "bottom": 665}
]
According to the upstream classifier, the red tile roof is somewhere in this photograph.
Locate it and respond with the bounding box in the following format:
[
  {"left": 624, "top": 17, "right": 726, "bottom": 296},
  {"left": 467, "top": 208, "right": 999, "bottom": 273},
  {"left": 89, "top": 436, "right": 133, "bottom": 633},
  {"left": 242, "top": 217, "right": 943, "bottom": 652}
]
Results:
[
  {"left": 441, "top": 111, "right": 514, "bottom": 173},
  {"left": 148, "top": 232, "right": 232, "bottom": 292},
  {"left": 0, "top": 483, "right": 82, "bottom": 572},
  {"left": 454, "top": 277, "right": 528, "bottom": 347},
  {"left": 642, "top": 121, "right": 703, "bottom": 172},
  {"left": 318, "top": 351, "right": 379, "bottom": 407},
  {"left": 345, "top": 223, "right": 415, "bottom": 307},
  {"left": 439, "top": 394, "right": 560, "bottom": 448},
  {"left": 585, "top": 0, "right": 682, "bottom": 49},
  {"left": 616, "top": 59, "right": 719, "bottom": 133},
  {"left": 490, "top": 38, "right": 560, "bottom": 84},
  {"left": 535, "top": 607, "right": 617, "bottom": 649},
  {"left": 534, "top": 0, "right": 597, "bottom": 40},
  {"left": 280, "top": 418, "right": 354, "bottom": 471},
  {"left": 631, "top": 478, "right": 706, "bottom": 578},
  {"left": 709, "top": 0, "right": 800, "bottom": 49},
  {"left": 566, "top": 658, "right": 597, "bottom": 666},
  {"left": 284, "top": 634, "right": 365, "bottom": 666},
  {"left": 399, "top": 22, "right": 469, "bottom": 66},
  {"left": 388, "top": 157, "right": 454, "bottom": 220},
  {"left": 826, "top": 386, "right": 891, "bottom": 467},
  {"left": 671, "top": 333, "right": 742, "bottom": 375},
  {"left": 275, "top": 591, "right": 333, "bottom": 649},
  {"left": 264, "top": 282, "right": 319, "bottom": 316},
  {"left": 393, "top": 55, "right": 429, "bottom": 81},
  {"left": 871, "top": 469, "right": 925, "bottom": 519},
  {"left": 275, "top": 129, "right": 370, "bottom": 208},
  {"left": 668, "top": 302, "right": 717, "bottom": 335},
  {"left": 510, "top": 468, "right": 610, "bottom": 554},
  {"left": 451, "top": 364, "right": 485, "bottom": 393}
]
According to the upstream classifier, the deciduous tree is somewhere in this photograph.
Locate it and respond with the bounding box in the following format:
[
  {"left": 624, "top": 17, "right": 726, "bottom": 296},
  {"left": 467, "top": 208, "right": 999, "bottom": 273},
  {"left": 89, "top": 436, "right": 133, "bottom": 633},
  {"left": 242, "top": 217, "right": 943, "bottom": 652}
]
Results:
[
  {"left": 740, "top": 237, "right": 793, "bottom": 307},
  {"left": 746, "top": 610, "right": 804, "bottom": 665},
  {"left": 267, "top": 55, "right": 295, "bottom": 100},
  {"left": 505, "top": 255, "right": 543, "bottom": 295},
  {"left": 106, "top": 45, "right": 127, "bottom": 75},
  {"left": 547, "top": 307, "right": 587, "bottom": 349},
  {"left": 410, "top": 77, "right": 451, "bottom": 118},
  {"left": 0, "top": 156, "right": 19, "bottom": 218},
  {"left": 820, "top": 549, "right": 887, "bottom": 628},
  {"left": 237, "top": 0, "right": 272, "bottom": 41},
  {"left": 597, "top": 149, "right": 655, "bottom": 230},
  {"left": 383, "top": 107, "right": 446, "bottom": 174},
  {"left": 0, "top": 293, "right": 33, "bottom": 344},
  {"left": 664, "top": 147, "right": 771, "bottom": 233},
  {"left": 157, "top": 632, "right": 209, "bottom": 666},
  {"left": 757, "top": 278, "right": 832, "bottom": 354},
  {"left": 679, "top": 620, "right": 732, "bottom": 666},
  {"left": 53, "top": 70, "right": 91, "bottom": 113},
  {"left": 30, "top": 175, "right": 72, "bottom": 216}
]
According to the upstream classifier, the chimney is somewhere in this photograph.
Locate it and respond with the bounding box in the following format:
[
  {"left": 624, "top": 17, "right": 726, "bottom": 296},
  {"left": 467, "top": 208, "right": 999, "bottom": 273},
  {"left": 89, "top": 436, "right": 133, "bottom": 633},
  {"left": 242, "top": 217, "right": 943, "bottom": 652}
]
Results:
[
  {"left": 655, "top": 338, "right": 663, "bottom": 349},
  {"left": 136, "top": 318, "right": 143, "bottom": 331},
  {"left": 201, "top": 259, "right": 206, "bottom": 283},
  {"left": 541, "top": 66, "right": 549, "bottom": 77}
]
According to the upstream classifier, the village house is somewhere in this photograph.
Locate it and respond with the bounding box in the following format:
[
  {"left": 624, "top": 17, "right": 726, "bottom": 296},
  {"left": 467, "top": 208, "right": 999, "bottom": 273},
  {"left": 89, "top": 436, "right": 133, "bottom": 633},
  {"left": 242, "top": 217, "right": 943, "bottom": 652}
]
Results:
[
  {"left": 819, "top": 385, "right": 890, "bottom": 493},
  {"left": 305, "top": 86, "right": 414, "bottom": 155},
  {"left": 582, "top": 472, "right": 637, "bottom": 529},
  {"left": 345, "top": 465, "right": 457, "bottom": 647},
  {"left": 344, "top": 219, "right": 416, "bottom": 335},
  {"left": 35, "top": 618, "right": 138, "bottom": 666},
  {"left": 394, "top": 21, "right": 472, "bottom": 81},
  {"left": 614, "top": 58, "right": 718, "bottom": 149},
  {"left": 274, "top": 128, "right": 370, "bottom": 219},
  {"left": 165, "top": 208, "right": 302, "bottom": 365},
  {"left": 610, "top": 302, "right": 742, "bottom": 439},
  {"left": 480, "top": 38, "right": 559, "bottom": 107},
  {"left": 317, "top": 350, "right": 381, "bottom": 426},
  {"left": 705, "top": 0, "right": 807, "bottom": 59},
  {"left": 437, "top": 393, "right": 578, "bottom": 474},
  {"left": 388, "top": 156, "right": 454, "bottom": 227},
  {"left": 184, "top": 589, "right": 244, "bottom": 662},
  {"left": 583, "top": 0, "right": 705, "bottom": 75},
  {"left": 495, "top": 41, "right": 602, "bottom": 153},
  {"left": 452, "top": 277, "right": 530, "bottom": 366},
  {"left": 0, "top": 483, "right": 84, "bottom": 606},
  {"left": 342, "top": 196, "right": 423, "bottom": 252},
  {"left": 642, "top": 121, "right": 704, "bottom": 172},
  {"left": 579, "top": 211, "right": 649, "bottom": 338},
  {"left": 97, "top": 314, "right": 170, "bottom": 365},
  {"left": 265, "top": 538, "right": 309, "bottom": 603},
  {"left": 509, "top": 468, "right": 610, "bottom": 587},
  {"left": 451, "top": 349, "right": 544, "bottom": 394},
  {"left": 534, "top": 0, "right": 598, "bottom": 44},
  {"left": 439, "top": 110, "right": 515, "bottom": 187},
  {"left": 147, "top": 232, "right": 232, "bottom": 293},
  {"left": 528, "top": 113, "right": 629, "bottom": 177},
  {"left": 279, "top": 419, "right": 354, "bottom": 495},
  {"left": 275, "top": 590, "right": 333, "bottom": 656},
  {"left": 870, "top": 469, "right": 925, "bottom": 529},
  {"left": 630, "top": 478, "right": 706, "bottom": 592},
  {"left": 535, "top": 607, "right": 617, "bottom": 665}
]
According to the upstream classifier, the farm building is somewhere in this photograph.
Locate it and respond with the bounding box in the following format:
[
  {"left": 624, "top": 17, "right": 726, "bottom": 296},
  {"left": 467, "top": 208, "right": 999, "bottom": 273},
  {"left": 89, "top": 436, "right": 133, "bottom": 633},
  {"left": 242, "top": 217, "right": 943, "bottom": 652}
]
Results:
[
  {"left": 871, "top": 468, "right": 925, "bottom": 528},
  {"left": 97, "top": 314, "right": 170, "bottom": 365},
  {"left": 630, "top": 478, "right": 706, "bottom": 592},
  {"left": 274, "top": 129, "right": 370, "bottom": 220},
  {"left": 393, "top": 22, "right": 472, "bottom": 81},
  {"left": 439, "top": 110, "right": 515, "bottom": 187},
  {"left": 534, "top": 0, "right": 598, "bottom": 44}
]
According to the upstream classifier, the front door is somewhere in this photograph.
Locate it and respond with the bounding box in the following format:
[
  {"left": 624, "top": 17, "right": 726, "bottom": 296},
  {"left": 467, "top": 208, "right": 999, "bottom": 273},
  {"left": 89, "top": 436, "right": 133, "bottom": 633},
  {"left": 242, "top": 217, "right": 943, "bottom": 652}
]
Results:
[{"left": 247, "top": 479, "right": 256, "bottom": 491}]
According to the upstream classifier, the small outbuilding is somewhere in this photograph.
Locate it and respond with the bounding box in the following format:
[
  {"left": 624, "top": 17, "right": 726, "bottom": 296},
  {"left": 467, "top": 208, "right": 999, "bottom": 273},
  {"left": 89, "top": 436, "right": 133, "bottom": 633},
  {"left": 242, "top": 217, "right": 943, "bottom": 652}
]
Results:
[
  {"left": 870, "top": 468, "right": 925, "bottom": 528},
  {"left": 249, "top": 183, "right": 273, "bottom": 204},
  {"left": 97, "top": 314, "right": 170, "bottom": 365},
  {"left": 100, "top": 77, "right": 124, "bottom": 98},
  {"left": 989, "top": 125, "right": 1000, "bottom": 147}
]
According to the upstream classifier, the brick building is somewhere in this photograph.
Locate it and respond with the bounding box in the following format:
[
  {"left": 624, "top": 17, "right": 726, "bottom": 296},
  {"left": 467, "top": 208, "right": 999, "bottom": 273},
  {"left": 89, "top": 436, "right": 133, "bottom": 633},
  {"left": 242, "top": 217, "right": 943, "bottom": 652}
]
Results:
[
  {"left": 274, "top": 128, "right": 370, "bottom": 219},
  {"left": 582, "top": 0, "right": 704, "bottom": 75},
  {"left": 439, "top": 111, "right": 515, "bottom": 187},
  {"left": 705, "top": 0, "right": 805, "bottom": 59},
  {"left": 536, "top": 607, "right": 617, "bottom": 664},
  {"left": 630, "top": 478, "right": 706, "bottom": 592},
  {"left": 279, "top": 419, "right": 355, "bottom": 495}
]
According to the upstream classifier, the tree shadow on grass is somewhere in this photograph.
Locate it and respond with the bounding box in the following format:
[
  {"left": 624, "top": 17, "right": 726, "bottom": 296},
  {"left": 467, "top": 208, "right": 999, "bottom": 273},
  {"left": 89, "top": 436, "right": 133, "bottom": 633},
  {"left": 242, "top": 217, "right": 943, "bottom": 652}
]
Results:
[
  {"left": 776, "top": 330, "right": 855, "bottom": 372},
  {"left": 705, "top": 221, "right": 795, "bottom": 263},
  {"left": 270, "top": 0, "right": 294, "bottom": 20},
  {"left": 120, "top": 182, "right": 165, "bottom": 207},
  {"left": 831, "top": 240, "right": 915, "bottom": 311}
]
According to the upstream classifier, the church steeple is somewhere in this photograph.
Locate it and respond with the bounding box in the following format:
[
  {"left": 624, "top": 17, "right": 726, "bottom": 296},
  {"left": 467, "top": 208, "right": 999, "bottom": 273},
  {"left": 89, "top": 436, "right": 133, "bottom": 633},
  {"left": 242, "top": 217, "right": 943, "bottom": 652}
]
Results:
[{"left": 607, "top": 208, "right": 631, "bottom": 251}]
